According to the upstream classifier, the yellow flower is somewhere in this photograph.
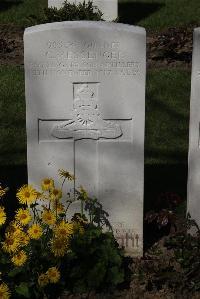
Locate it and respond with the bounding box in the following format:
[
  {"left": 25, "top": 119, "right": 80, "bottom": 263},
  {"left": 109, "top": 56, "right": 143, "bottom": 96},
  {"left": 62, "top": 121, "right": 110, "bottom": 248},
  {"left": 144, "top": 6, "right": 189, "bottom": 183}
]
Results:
[
  {"left": 18, "top": 231, "right": 30, "bottom": 247},
  {"left": 16, "top": 185, "right": 38, "bottom": 205},
  {"left": 42, "top": 209, "right": 56, "bottom": 226},
  {"left": 0, "top": 185, "right": 8, "bottom": 198},
  {"left": 0, "top": 283, "right": 11, "bottom": 299},
  {"left": 54, "top": 221, "right": 74, "bottom": 238},
  {"left": 2, "top": 233, "right": 20, "bottom": 254},
  {"left": 6, "top": 221, "right": 22, "bottom": 236},
  {"left": 11, "top": 250, "right": 27, "bottom": 267},
  {"left": 58, "top": 169, "right": 75, "bottom": 181},
  {"left": 41, "top": 178, "right": 54, "bottom": 191},
  {"left": 28, "top": 224, "right": 42, "bottom": 240},
  {"left": 4, "top": 226, "right": 30, "bottom": 249},
  {"left": 0, "top": 207, "right": 6, "bottom": 226},
  {"left": 38, "top": 273, "right": 49, "bottom": 287},
  {"left": 46, "top": 267, "right": 60, "bottom": 284},
  {"left": 15, "top": 208, "right": 32, "bottom": 226},
  {"left": 52, "top": 201, "right": 65, "bottom": 214},
  {"left": 50, "top": 188, "right": 62, "bottom": 201},
  {"left": 51, "top": 237, "right": 68, "bottom": 257}
]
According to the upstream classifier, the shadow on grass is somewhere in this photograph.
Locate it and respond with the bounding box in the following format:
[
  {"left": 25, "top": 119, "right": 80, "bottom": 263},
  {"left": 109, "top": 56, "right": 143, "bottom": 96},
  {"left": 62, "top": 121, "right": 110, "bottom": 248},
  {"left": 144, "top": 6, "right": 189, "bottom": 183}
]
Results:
[
  {"left": 119, "top": 1, "right": 164, "bottom": 25},
  {"left": 0, "top": 0, "right": 23, "bottom": 12},
  {"left": 144, "top": 163, "right": 188, "bottom": 250}
]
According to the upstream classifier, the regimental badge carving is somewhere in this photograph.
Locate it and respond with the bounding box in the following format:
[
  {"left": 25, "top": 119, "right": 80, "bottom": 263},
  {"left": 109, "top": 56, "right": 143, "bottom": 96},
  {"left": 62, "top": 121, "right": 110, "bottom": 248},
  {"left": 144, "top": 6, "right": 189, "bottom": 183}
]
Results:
[{"left": 51, "top": 83, "right": 122, "bottom": 140}]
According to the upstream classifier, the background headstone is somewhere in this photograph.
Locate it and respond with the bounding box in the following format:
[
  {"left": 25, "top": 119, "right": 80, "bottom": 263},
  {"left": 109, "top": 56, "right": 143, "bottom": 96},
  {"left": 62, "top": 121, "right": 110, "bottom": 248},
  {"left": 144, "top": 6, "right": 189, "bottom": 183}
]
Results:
[
  {"left": 48, "top": 0, "right": 65, "bottom": 9},
  {"left": 188, "top": 28, "right": 200, "bottom": 228},
  {"left": 24, "top": 21, "right": 146, "bottom": 256},
  {"left": 48, "top": 0, "right": 118, "bottom": 21}
]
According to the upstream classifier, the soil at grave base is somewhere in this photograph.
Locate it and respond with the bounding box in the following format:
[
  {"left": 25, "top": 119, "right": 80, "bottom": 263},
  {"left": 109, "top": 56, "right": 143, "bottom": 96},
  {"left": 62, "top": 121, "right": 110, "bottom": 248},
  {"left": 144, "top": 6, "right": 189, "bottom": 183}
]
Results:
[
  {"left": 0, "top": 23, "right": 24, "bottom": 66},
  {"left": 59, "top": 218, "right": 200, "bottom": 299},
  {"left": 0, "top": 23, "right": 197, "bottom": 68}
]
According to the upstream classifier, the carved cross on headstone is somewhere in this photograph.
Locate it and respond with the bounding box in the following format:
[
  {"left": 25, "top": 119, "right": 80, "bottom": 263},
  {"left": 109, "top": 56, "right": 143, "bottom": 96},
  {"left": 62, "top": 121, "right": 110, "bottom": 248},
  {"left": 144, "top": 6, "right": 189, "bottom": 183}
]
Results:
[{"left": 39, "top": 82, "right": 132, "bottom": 197}]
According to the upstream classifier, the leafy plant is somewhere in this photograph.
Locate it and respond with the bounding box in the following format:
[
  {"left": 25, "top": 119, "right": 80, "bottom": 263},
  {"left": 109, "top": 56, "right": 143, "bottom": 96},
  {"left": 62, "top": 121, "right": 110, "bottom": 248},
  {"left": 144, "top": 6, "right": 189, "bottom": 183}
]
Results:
[
  {"left": 0, "top": 170, "right": 126, "bottom": 298},
  {"left": 164, "top": 214, "right": 200, "bottom": 292},
  {"left": 26, "top": 0, "right": 103, "bottom": 26},
  {"left": 145, "top": 192, "right": 183, "bottom": 230}
]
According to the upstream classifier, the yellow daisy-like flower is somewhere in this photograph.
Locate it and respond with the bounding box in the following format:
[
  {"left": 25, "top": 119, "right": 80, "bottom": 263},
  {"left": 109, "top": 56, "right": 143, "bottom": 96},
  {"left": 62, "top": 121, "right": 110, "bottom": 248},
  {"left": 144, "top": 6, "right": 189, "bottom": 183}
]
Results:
[
  {"left": 6, "top": 221, "right": 22, "bottom": 236},
  {"left": 2, "top": 233, "right": 20, "bottom": 254},
  {"left": 0, "top": 283, "right": 11, "bottom": 299},
  {"left": 11, "top": 250, "right": 27, "bottom": 267},
  {"left": 58, "top": 169, "right": 75, "bottom": 181},
  {"left": 54, "top": 221, "right": 74, "bottom": 238},
  {"left": 0, "top": 206, "right": 6, "bottom": 226},
  {"left": 28, "top": 224, "right": 42, "bottom": 240},
  {"left": 51, "top": 237, "right": 68, "bottom": 257},
  {"left": 16, "top": 185, "right": 38, "bottom": 205},
  {"left": 42, "top": 209, "right": 56, "bottom": 226},
  {"left": 41, "top": 178, "right": 54, "bottom": 191},
  {"left": 15, "top": 208, "right": 32, "bottom": 226},
  {"left": 46, "top": 267, "right": 60, "bottom": 284},
  {"left": 50, "top": 188, "right": 62, "bottom": 201},
  {"left": 52, "top": 201, "right": 65, "bottom": 214},
  {"left": 0, "top": 185, "right": 8, "bottom": 198},
  {"left": 18, "top": 231, "right": 30, "bottom": 247},
  {"left": 38, "top": 273, "right": 49, "bottom": 287}
]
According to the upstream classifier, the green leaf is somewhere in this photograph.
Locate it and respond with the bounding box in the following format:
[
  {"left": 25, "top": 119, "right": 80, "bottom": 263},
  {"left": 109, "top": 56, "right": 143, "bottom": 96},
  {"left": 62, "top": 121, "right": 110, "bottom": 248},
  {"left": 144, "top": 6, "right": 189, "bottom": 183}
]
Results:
[
  {"left": 0, "top": 254, "right": 9, "bottom": 265},
  {"left": 8, "top": 267, "right": 23, "bottom": 277},
  {"left": 15, "top": 282, "right": 30, "bottom": 298}
]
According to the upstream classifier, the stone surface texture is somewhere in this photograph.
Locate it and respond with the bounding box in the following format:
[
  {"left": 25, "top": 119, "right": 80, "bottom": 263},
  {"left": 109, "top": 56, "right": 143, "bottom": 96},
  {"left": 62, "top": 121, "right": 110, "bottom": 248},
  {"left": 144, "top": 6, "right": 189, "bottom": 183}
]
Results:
[
  {"left": 48, "top": 0, "right": 118, "bottom": 21},
  {"left": 188, "top": 28, "right": 200, "bottom": 228},
  {"left": 24, "top": 21, "right": 146, "bottom": 256}
]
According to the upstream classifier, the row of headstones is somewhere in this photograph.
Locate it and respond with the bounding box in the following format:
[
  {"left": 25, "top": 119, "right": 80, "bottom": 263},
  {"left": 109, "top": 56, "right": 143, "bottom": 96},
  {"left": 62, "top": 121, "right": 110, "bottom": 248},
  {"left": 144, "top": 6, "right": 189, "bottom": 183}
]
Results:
[
  {"left": 48, "top": 0, "right": 118, "bottom": 21},
  {"left": 24, "top": 2, "right": 200, "bottom": 257}
]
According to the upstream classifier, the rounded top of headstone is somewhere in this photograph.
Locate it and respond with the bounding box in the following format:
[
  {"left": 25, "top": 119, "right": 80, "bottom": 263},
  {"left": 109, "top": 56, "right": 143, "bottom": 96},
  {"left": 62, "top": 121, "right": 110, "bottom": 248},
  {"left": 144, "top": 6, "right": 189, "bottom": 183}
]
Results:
[{"left": 24, "top": 21, "right": 146, "bottom": 36}]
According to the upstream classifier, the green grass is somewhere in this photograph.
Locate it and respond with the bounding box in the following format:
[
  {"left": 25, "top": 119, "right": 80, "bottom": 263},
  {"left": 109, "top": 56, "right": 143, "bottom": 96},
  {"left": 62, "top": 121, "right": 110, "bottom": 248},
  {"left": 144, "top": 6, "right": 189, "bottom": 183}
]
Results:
[
  {"left": 0, "top": 66, "right": 191, "bottom": 167},
  {"left": 145, "top": 68, "right": 191, "bottom": 165},
  {"left": 119, "top": 0, "right": 200, "bottom": 30},
  {"left": 1, "top": 0, "right": 200, "bottom": 29},
  {"left": 0, "top": 0, "right": 47, "bottom": 26},
  {"left": 0, "top": 66, "right": 26, "bottom": 166}
]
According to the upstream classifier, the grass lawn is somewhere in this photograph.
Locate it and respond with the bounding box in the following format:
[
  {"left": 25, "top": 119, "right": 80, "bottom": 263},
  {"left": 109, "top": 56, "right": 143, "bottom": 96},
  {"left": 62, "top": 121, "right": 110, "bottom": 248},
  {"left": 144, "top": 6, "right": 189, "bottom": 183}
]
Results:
[
  {"left": 0, "top": 0, "right": 200, "bottom": 29},
  {"left": 0, "top": 0, "right": 47, "bottom": 26},
  {"left": 0, "top": 66, "right": 191, "bottom": 167},
  {"left": 145, "top": 68, "right": 191, "bottom": 165},
  {"left": 0, "top": 66, "right": 26, "bottom": 166},
  {"left": 119, "top": 0, "right": 200, "bottom": 30}
]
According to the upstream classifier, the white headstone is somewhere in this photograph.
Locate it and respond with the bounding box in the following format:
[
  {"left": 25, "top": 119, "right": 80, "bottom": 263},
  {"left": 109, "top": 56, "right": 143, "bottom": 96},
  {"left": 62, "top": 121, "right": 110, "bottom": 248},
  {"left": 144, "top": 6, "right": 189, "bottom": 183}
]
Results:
[
  {"left": 48, "top": 0, "right": 118, "bottom": 21},
  {"left": 48, "top": 0, "right": 65, "bottom": 9},
  {"left": 188, "top": 28, "right": 200, "bottom": 227},
  {"left": 24, "top": 21, "right": 146, "bottom": 256}
]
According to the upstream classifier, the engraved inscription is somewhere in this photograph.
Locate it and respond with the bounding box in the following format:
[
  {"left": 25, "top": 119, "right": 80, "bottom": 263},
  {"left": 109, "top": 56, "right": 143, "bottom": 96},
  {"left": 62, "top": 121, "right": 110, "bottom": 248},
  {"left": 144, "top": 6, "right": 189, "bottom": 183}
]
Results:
[
  {"left": 29, "top": 39, "right": 141, "bottom": 78},
  {"left": 51, "top": 83, "right": 122, "bottom": 140},
  {"left": 113, "top": 222, "right": 140, "bottom": 249}
]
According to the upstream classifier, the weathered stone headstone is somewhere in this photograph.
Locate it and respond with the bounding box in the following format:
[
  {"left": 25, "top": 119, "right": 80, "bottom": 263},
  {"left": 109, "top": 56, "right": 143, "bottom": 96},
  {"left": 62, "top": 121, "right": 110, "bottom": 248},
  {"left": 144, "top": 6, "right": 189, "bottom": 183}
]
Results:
[
  {"left": 24, "top": 21, "right": 146, "bottom": 256},
  {"left": 48, "top": 0, "right": 118, "bottom": 21},
  {"left": 188, "top": 28, "right": 200, "bottom": 228}
]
